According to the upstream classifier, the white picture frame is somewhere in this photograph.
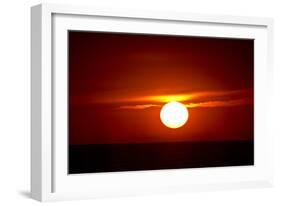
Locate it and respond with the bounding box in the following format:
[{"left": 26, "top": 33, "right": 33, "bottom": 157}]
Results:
[{"left": 31, "top": 3, "right": 274, "bottom": 202}]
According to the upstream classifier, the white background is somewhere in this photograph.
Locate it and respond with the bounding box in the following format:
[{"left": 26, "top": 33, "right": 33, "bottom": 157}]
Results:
[{"left": 0, "top": 0, "right": 280, "bottom": 205}]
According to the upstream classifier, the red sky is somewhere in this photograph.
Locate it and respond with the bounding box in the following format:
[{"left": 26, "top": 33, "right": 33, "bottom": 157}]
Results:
[{"left": 68, "top": 31, "right": 254, "bottom": 145}]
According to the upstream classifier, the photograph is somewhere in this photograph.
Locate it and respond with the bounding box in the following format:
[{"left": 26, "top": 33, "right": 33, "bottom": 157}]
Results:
[{"left": 68, "top": 31, "right": 254, "bottom": 174}]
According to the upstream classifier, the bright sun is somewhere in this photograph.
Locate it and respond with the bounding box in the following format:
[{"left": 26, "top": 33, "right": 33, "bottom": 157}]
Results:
[{"left": 160, "top": 101, "right": 189, "bottom": 129}]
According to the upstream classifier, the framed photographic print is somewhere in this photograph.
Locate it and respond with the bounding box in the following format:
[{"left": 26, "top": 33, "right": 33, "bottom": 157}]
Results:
[{"left": 31, "top": 3, "right": 274, "bottom": 201}]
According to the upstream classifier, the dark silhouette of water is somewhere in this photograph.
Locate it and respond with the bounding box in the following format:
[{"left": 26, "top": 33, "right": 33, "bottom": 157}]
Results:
[{"left": 69, "top": 140, "right": 253, "bottom": 174}]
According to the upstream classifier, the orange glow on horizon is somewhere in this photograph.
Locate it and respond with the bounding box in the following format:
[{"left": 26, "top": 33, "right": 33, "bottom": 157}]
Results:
[
  {"left": 116, "top": 97, "right": 252, "bottom": 110},
  {"left": 71, "top": 88, "right": 252, "bottom": 106}
]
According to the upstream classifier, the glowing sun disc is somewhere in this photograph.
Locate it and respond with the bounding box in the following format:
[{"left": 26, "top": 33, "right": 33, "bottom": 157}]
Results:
[{"left": 160, "top": 101, "right": 189, "bottom": 129}]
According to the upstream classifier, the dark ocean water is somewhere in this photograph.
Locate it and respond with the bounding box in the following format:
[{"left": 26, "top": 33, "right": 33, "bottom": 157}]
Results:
[{"left": 68, "top": 140, "right": 254, "bottom": 174}]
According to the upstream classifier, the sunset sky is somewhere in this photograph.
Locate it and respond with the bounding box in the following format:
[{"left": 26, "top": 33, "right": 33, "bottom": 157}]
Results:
[{"left": 68, "top": 31, "right": 254, "bottom": 145}]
